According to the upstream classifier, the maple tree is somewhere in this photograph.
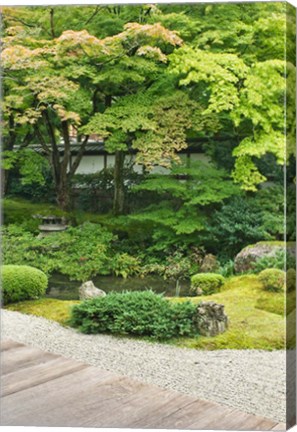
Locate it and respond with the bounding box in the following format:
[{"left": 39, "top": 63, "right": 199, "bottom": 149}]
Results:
[
  {"left": 165, "top": 1, "right": 295, "bottom": 191},
  {"left": 2, "top": 10, "right": 182, "bottom": 210}
]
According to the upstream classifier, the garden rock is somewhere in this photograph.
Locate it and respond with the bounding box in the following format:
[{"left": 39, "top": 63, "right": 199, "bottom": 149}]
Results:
[
  {"left": 200, "top": 254, "right": 219, "bottom": 273},
  {"left": 234, "top": 242, "right": 295, "bottom": 273},
  {"left": 79, "top": 281, "right": 106, "bottom": 300},
  {"left": 194, "top": 301, "right": 228, "bottom": 337}
]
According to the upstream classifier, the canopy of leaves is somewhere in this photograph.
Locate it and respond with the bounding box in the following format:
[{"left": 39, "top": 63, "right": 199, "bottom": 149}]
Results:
[{"left": 130, "top": 161, "right": 240, "bottom": 239}]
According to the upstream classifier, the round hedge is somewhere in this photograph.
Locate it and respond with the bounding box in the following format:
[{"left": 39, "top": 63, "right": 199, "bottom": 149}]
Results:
[
  {"left": 258, "top": 268, "right": 285, "bottom": 292},
  {"left": 190, "top": 273, "right": 225, "bottom": 296},
  {"left": 2, "top": 265, "right": 48, "bottom": 304}
]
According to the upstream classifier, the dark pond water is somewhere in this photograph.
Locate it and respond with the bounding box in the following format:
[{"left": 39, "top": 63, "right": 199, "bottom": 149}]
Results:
[{"left": 47, "top": 273, "right": 191, "bottom": 300}]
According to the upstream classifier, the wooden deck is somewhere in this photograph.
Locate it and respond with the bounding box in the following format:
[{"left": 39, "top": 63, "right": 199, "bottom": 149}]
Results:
[{"left": 1, "top": 339, "right": 286, "bottom": 430}]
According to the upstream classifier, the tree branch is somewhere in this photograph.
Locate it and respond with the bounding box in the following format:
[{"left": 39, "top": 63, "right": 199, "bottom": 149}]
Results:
[
  {"left": 5, "top": 114, "right": 17, "bottom": 151},
  {"left": 85, "top": 6, "right": 101, "bottom": 25},
  {"left": 34, "top": 125, "right": 51, "bottom": 157},
  {"left": 4, "top": 13, "right": 51, "bottom": 36},
  {"left": 19, "top": 130, "right": 35, "bottom": 148},
  {"left": 61, "top": 120, "right": 70, "bottom": 173},
  {"left": 42, "top": 109, "right": 58, "bottom": 152},
  {"left": 69, "top": 135, "right": 89, "bottom": 176},
  {"left": 49, "top": 8, "right": 56, "bottom": 38}
]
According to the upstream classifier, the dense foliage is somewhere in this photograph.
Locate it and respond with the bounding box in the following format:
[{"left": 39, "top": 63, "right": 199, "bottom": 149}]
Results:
[
  {"left": 69, "top": 290, "right": 197, "bottom": 340},
  {"left": 2, "top": 264, "right": 48, "bottom": 303},
  {"left": 1, "top": 223, "right": 143, "bottom": 281}
]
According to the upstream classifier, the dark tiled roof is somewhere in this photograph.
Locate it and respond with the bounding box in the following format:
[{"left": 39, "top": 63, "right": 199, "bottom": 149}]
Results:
[{"left": 22, "top": 139, "right": 205, "bottom": 155}]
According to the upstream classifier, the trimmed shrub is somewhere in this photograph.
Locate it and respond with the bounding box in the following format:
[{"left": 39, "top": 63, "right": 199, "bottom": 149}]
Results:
[
  {"left": 190, "top": 273, "right": 225, "bottom": 296},
  {"left": 258, "top": 268, "right": 285, "bottom": 292},
  {"left": 2, "top": 265, "right": 48, "bottom": 304},
  {"left": 69, "top": 290, "right": 196, "bottom": 340},
  {"left": 286, "top": 268, "right": 296, "bottom": 293}
]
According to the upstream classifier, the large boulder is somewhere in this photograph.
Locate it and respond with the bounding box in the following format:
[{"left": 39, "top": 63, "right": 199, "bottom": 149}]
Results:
[
  {"left": 234, "top": 242, "right": 295, "bottom": 273},
  {"left": 79, "top": 280, "right": 106, "bottom": 300},
  {"left": 193, "top": 301, "right": 228, "bottom": 337}
]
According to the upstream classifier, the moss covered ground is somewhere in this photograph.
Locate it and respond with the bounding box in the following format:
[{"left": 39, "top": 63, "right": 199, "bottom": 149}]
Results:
[
  {"left": 5, "top": 275, "right": 290, "bottom": 350},
  {"left": 6, "top": 298, "right": 80, "bottom": 326},
  {"left": 172, "top": 275, "right": 287, "bottom": 350}
]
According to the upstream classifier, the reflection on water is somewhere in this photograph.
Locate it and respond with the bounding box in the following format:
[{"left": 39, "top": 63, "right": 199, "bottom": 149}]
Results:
[{"left": 47, "top": 273, "right": 191, "bottom": 300}]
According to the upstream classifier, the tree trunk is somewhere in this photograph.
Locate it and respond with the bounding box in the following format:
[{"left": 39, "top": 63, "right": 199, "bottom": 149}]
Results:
[
  {"left": 113, "top": 150, "right": 125, "bottom": 215},
  {"left": 1, "top": 169, "right": 10, "bottom": 197},
  {"left": 104, "top": 94, "right": 126, "bottom": 216},
  {"left": 56, "top": 174, "right": 71, "bottom": 211}
]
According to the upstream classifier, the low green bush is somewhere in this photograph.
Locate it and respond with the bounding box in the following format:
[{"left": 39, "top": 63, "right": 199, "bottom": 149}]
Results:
[
  {"left": 258, "top": 268, "right": 285, "bottom": 292},
  {"left": 2, "top": 265, "right": 48, "bottom": 304},
  {"left": 252, "top": 250, "right": 296, "bottom": 273},
  {"left": 69, "top": 290, "right": 197, "bottom": 340},
  {"left": 218, "top": 260, "right": 235, "bottom": 278},
  {"left": 190, "top": 273, "right": 225, "bottom": 295},
  {"left": 286, "top": 268, "right": 296, "bottom": 292}
]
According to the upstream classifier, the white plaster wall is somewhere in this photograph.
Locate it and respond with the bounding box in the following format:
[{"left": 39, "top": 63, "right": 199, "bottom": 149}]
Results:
[
  {"left": 74, "top": 155, "right": 105, "bottom": 174},
  {"left": 106, "top": 155, "right": 115, "bottom": 168},
  {"left": 190, "top": 153, "right": 210, "bottom": 164},
  {"left": 73, "top": 152, "right": 210, "bottom": 175}
]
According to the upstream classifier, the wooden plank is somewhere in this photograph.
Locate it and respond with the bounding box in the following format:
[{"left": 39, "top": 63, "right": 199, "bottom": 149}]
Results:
[
  {"left": 1, "top": 339, "right": 23, "bottom": 352},
  {"left": 2, "top": 356, "right": 88, "bottom": 396},
  {"left": 2, "top": 366, "right": 197, "bottom": 429},
  {"left": 270, "top": 423, "right": 287, "bottom": 431},
  {"left": 1, "top": 344, "right": 58, "bottom": 375},
  {"left": 127, "top": 393, "right": 196, "bottom": 429},
  {"left": 187, "top": 404, "right": 278, "bottom": 431},
  {"left": 1, "top": 366, "right": 131, "bottom": 427},
  {"left": 79, "top": 383, "right": 191, "bottom": 428},
  {"left": 145, "top": 397, "right": 236, "bottom": 430}
]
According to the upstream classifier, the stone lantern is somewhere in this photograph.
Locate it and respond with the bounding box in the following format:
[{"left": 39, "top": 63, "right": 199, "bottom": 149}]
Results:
[{"left": 37, "top": 215, "right": 67, "bottom": 238}]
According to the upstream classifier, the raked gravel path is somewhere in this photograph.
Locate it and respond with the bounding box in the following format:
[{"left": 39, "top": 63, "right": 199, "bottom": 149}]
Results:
[{"left": 1, "top": 309, "right": 286, "bottom": 423}]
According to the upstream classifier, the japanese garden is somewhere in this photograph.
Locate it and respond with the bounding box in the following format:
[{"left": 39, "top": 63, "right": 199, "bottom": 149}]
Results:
[
  {"left": 1, "top": 4, "right": 296, "bottom": 424},
  {"left": 1, "top": 2, "right": 296, "bottom": 428}
]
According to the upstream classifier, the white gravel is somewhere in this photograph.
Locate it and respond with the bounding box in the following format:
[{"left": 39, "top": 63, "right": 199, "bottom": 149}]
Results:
[{"left": 1, "top": 309, "right": 286, "bottom": 423}]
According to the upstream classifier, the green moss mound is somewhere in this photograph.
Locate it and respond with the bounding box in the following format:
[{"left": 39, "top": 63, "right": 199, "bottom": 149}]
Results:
[
  {"left": 2, "top": 265, "right": 48, "bottom": 304},
  {"left": 258, "top": 268, "right": 285, "bottom": 292},
  {"left": 190, "top": 273, "right": 225, "bottom": 295}
]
